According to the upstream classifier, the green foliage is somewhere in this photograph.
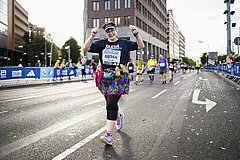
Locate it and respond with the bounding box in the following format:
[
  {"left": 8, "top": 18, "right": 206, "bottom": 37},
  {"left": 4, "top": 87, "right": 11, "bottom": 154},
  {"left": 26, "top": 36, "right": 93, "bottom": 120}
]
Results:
[
  {"left": 61, "top": 37, "right": 80, "bottom": 64},
  {"left": 22, "top": 31, "right": 60, "bottom": 66},
  {"left": 182, "top": 56, "right": 195, "bottom": 65}
]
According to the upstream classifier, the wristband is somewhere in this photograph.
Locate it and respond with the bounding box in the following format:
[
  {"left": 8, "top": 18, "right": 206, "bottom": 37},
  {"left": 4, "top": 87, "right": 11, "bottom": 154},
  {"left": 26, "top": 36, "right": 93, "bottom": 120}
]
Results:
[
  {"left": 89, "top": 37, "right": 94, "bottom": 41},
  {"left": 136, "top": 34, "right": 139, "bottom": 38},
  {"left": 133, "top": 32, "right": 139, "bottom": 37}
]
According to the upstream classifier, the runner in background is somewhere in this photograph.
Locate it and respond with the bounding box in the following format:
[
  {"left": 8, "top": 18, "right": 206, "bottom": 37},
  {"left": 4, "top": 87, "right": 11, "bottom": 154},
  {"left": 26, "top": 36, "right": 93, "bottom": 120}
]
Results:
[
  {"left": 127, "top": 59, "right": 134, "bottom": 81},
  {"left": 81, "top": 61, "right": 87, "bottom": 82},
  {"left": 90, "top": 59, "right": 98, "bottom": 79},
  {"left": 83, "top": 21, "right": 144, "bottom": 145},
  {"left": 134, "top": 56, "right": 144, "bottom": 85},
  {"left": 158, "top": 54, "right": 168, "bottom": 84},
  {"left": 168, "top": 58, "right": 174, "bottom": 82},
  {"left": 180, "top": 59, "right": 185, "bottom": 76},
  {"left": 147, "top": 55, "right": 157, "bottom": 84},
  {"left": 196, "top": 60, "right": 201, "bottom": 74}
]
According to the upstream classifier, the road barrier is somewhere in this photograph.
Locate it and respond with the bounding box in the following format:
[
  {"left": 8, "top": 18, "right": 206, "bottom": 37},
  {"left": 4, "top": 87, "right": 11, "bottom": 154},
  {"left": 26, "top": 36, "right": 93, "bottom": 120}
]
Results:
[
  {"left": 204, "top": 62, "right": 240, "bottom": 77},
  {"left": 0, "top": 67, "right": 93, "bottom": 80}
]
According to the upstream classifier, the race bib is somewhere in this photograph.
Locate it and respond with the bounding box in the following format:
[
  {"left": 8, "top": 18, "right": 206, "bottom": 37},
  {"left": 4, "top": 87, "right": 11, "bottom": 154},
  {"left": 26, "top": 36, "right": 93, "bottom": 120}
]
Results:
[
  {"left": 181, "top": 64, "right": 184, "bottom": 67},
  {"left": 129, "top": 66, "right": 133, "bottom": 70},
  {"left": 169, "top": 65, "right": 173, "bottom": 68},
  {"left": 81, "top": 66, "right": 85, "bottom": 69},
  {"left": 160, "top": 63, "right": 165, "bottom": 67},
  {"left": 102, "top": 49, "right": 121, "bottom": 66}
]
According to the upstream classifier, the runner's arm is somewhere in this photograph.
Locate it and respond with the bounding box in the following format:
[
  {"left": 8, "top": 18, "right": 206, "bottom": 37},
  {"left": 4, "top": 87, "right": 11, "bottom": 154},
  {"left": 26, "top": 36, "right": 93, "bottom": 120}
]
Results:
[
  {"left": 83, "top": 27, "right": 99, "bottom": 51},
  {"left": 129, "top": 25, "right": 144, "bottom": 50}
]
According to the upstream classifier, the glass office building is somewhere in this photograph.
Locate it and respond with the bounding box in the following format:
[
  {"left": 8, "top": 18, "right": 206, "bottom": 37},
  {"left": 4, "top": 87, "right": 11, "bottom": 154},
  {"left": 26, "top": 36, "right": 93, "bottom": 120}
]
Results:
[{"left": 0, "top": 0, "right": 8, "bottom": 66}]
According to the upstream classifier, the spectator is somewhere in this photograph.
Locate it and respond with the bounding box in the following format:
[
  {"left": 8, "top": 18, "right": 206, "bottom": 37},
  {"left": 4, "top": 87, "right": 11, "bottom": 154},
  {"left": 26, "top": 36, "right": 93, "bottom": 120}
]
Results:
[
  {"left": 60, "top": 59, "right": 66, "bottom": 69},
  {"left": 35, "top": 60, "right": 42, "bottom": 67},
  {"left": 66, "top": 59, "right": 73, "bottom": 68},
  {"left": 54, "top": 60, "right": 61, "bottom": 69},
  {"left": 67, "top": 59, "right": 74, "bottom": 80}
]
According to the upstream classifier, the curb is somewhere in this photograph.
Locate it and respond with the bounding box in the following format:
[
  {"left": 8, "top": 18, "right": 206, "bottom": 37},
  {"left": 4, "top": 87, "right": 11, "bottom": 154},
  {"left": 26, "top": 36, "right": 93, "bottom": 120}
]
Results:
[
  {"left": 210, "top": 70, "right": 240, "bottom": 89},
  {"left": 0, "top": 78, "right": 94, "bottom": 90}
]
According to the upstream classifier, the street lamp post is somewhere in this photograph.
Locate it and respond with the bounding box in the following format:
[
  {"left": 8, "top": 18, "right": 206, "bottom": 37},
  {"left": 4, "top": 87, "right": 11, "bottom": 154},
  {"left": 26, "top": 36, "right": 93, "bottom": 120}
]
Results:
[
  {"left": 223, "top": 0, "right": 235, "bottom": 55},
  {"left": 65, "top": 45, "right": 71, "bottom": 62}
]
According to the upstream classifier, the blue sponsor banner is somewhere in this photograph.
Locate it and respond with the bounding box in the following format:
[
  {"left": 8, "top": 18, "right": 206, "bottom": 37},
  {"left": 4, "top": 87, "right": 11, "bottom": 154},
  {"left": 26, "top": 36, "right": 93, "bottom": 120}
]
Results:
[
  {"left": 234, "top": 62, "right": 240, "bottom": 77},
  {"left": 40, "top": 68, "right": 54, "bottom": 78},
  {"left": 0, "top": 67, "right": 40, "bottom": 80}
]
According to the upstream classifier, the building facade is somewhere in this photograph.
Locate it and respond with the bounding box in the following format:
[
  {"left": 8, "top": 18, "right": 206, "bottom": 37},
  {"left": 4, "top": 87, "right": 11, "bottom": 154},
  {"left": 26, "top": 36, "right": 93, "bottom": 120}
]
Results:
[
  {"left": 0, "top": 0, "right": 28, "bottom": 66},
  {"left": 167, "top": 9, "right": 180, "bottom": 60},
  {"left": 0, "top": 0, "right": 8, "bottom": 65},
  {"left": 29, "top": 22, "right": 52, "bottom": 41},
  {"left": 179, "top": 31, "right": 185, "bottom": 58},
  {"left": 84, "top": 0, "right": 168, "bottom": 63}
]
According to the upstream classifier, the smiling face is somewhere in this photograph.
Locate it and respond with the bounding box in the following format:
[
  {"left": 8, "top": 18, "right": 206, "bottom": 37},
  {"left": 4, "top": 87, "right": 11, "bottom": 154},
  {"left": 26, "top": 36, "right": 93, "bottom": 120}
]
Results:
[{"left": 105, "top": 28, "right": 118, "bottom": 42}]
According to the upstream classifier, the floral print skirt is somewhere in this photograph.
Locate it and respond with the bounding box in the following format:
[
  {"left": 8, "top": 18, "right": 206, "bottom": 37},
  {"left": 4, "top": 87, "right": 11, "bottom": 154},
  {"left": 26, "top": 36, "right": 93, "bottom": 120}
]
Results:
[{"left": 95, "top": 65, "right": 129, "bottom": 96}]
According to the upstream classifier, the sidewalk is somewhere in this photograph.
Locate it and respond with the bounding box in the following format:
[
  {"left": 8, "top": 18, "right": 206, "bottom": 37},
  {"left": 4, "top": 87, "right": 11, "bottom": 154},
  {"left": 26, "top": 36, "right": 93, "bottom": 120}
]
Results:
[{"left": 0, "top": 75, "right": 94, "bottom": 89}]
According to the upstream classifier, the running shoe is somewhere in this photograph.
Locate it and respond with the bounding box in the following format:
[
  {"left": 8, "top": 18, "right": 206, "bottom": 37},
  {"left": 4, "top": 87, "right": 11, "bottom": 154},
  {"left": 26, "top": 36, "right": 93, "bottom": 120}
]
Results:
[
  {"left": 170, "top": 78, "right": 173, "bottom": 82},
  {"left": 134, "top": 81, "right": 138, "bottom": 85},
  {"left": 162, "top": 81, "right": 165, "bottom": 84},
  {"left": 150, "top": 80, "right": 153, "bottom": 84},
  {"left": 99, "top": 132, "right": 112, "bottom": 145},
  {"left": 164, "top": 80, "right": 167, "bottom": 84},
  {"left": 140, "top": 82, "right": 142, "bottom": 85},
  {"left": 116, "top": 112, "right": 124, "bottom": 131}
]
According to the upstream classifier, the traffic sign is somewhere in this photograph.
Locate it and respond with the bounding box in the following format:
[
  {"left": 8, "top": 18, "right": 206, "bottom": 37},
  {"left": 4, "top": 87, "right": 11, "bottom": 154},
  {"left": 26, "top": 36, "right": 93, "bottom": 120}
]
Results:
[{"left": 234, "top": 37, "right": 240, "bottom": 45}]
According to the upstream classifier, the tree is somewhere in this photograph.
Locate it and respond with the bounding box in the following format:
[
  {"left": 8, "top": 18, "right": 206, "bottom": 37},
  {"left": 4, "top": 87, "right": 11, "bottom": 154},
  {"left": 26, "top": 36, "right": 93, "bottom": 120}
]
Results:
[
  {"left": 182, "top": 56, "right": 195, "bottom": 65},
  {"left": 22, "top": 31, "right": 60, "bottom": 67},
  {"left": 61, "top": 37, "right": 80, "bottom": 64}
]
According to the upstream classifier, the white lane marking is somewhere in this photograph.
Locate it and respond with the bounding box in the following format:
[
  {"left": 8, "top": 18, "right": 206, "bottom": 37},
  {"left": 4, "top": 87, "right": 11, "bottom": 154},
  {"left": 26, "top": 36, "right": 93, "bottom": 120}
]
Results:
[
  {"left": 0, "top": 107, "right": 104, "bottom": 158},
  {"left": 0, "top": 111, "right": 8, "bottom": 114},
  {"left": 151, "top": 89, "right": 167, "bottom": 99},
  {"left": 199, "top": 77, "right": 208, "bottom": 81},
  {"left": 129, "top": 89, "right": 136, "bottom": 93},
  {"left": 71, "top": 90, "right": 98, "bottom": 97},
  {"left": 52, "top": 126, "right": 106, "bottom": 160},
  {"left": 174, "top": 81, "right": 180, "bottom": 86},
  {"left": 0, "top": 83, "right": 95, "bottom": 102},
  {"left": 183, "top": 77, "right": 186, "bottom": 80},
  {"left": 82, "top": 89, "right": 136, "bottom": 106},
  {"left": 192, "top": 89, "right": 217, "bottom": 112},
  {"left": 1, "top": 87, "right": 96, "bottom": 103},
  {"left": 82, "top": 98, "right": 105, "bottom": 106}
]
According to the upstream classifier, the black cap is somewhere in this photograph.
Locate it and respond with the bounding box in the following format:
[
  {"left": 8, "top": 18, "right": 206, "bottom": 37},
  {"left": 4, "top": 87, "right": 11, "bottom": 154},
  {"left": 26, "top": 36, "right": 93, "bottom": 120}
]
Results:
[{"left": 104, "top": 23, "right": 116, "bottom": 32}]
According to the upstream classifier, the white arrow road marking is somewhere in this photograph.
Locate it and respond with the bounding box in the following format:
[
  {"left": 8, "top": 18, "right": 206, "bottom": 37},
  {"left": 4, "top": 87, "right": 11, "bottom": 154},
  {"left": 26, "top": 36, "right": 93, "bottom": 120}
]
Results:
[
  {"left": 174, "top": 81, "right": 180, "bottom": 86},
  {"left": 192, "top": 89, "right": 217, "bottom": 112},
  {"left": 151, "top": 89, "right": 167, "bottom": 99},
  {"left": 199, "top": 77, "right": 208, "bottom": 81}
]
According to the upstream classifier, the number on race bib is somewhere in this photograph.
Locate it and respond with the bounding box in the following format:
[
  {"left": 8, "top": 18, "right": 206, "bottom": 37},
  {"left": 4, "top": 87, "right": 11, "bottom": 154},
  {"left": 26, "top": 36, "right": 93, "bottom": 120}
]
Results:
[
  {"left": 102, "top": 49, "right": 121, "bottom": 66},
  {"left": 160, "top": 63, "right": 165, "bottom": 67}
]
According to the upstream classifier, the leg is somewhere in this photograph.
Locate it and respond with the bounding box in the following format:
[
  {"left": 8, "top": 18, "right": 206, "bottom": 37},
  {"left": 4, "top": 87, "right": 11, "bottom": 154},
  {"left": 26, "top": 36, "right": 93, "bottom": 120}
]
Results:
[{"left": 105, "top": 95, "right": 121, "bottom": 132}]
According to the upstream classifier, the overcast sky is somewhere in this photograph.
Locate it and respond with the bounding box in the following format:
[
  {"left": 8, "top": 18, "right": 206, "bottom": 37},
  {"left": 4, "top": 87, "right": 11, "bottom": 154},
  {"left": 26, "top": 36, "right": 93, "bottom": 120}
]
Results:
[{"left": 17, "top": 0, "right": 240, "bottom": 60}]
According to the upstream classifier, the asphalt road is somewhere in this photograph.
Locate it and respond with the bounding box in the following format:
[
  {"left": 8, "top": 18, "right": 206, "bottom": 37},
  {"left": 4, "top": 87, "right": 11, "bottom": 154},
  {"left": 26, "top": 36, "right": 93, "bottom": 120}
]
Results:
[{"left": 0, "top": 70, "right": 239, "bottom": 160}]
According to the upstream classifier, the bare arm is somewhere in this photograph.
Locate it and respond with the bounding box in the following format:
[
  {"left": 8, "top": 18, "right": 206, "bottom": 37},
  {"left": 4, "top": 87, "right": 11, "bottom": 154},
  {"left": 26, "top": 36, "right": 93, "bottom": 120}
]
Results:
[
  {"left": 83, "top": 27, "right": 99, "bottom": 51},
  {"left": 129, "top": 25, "right": 145, "bottom": 50}
]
